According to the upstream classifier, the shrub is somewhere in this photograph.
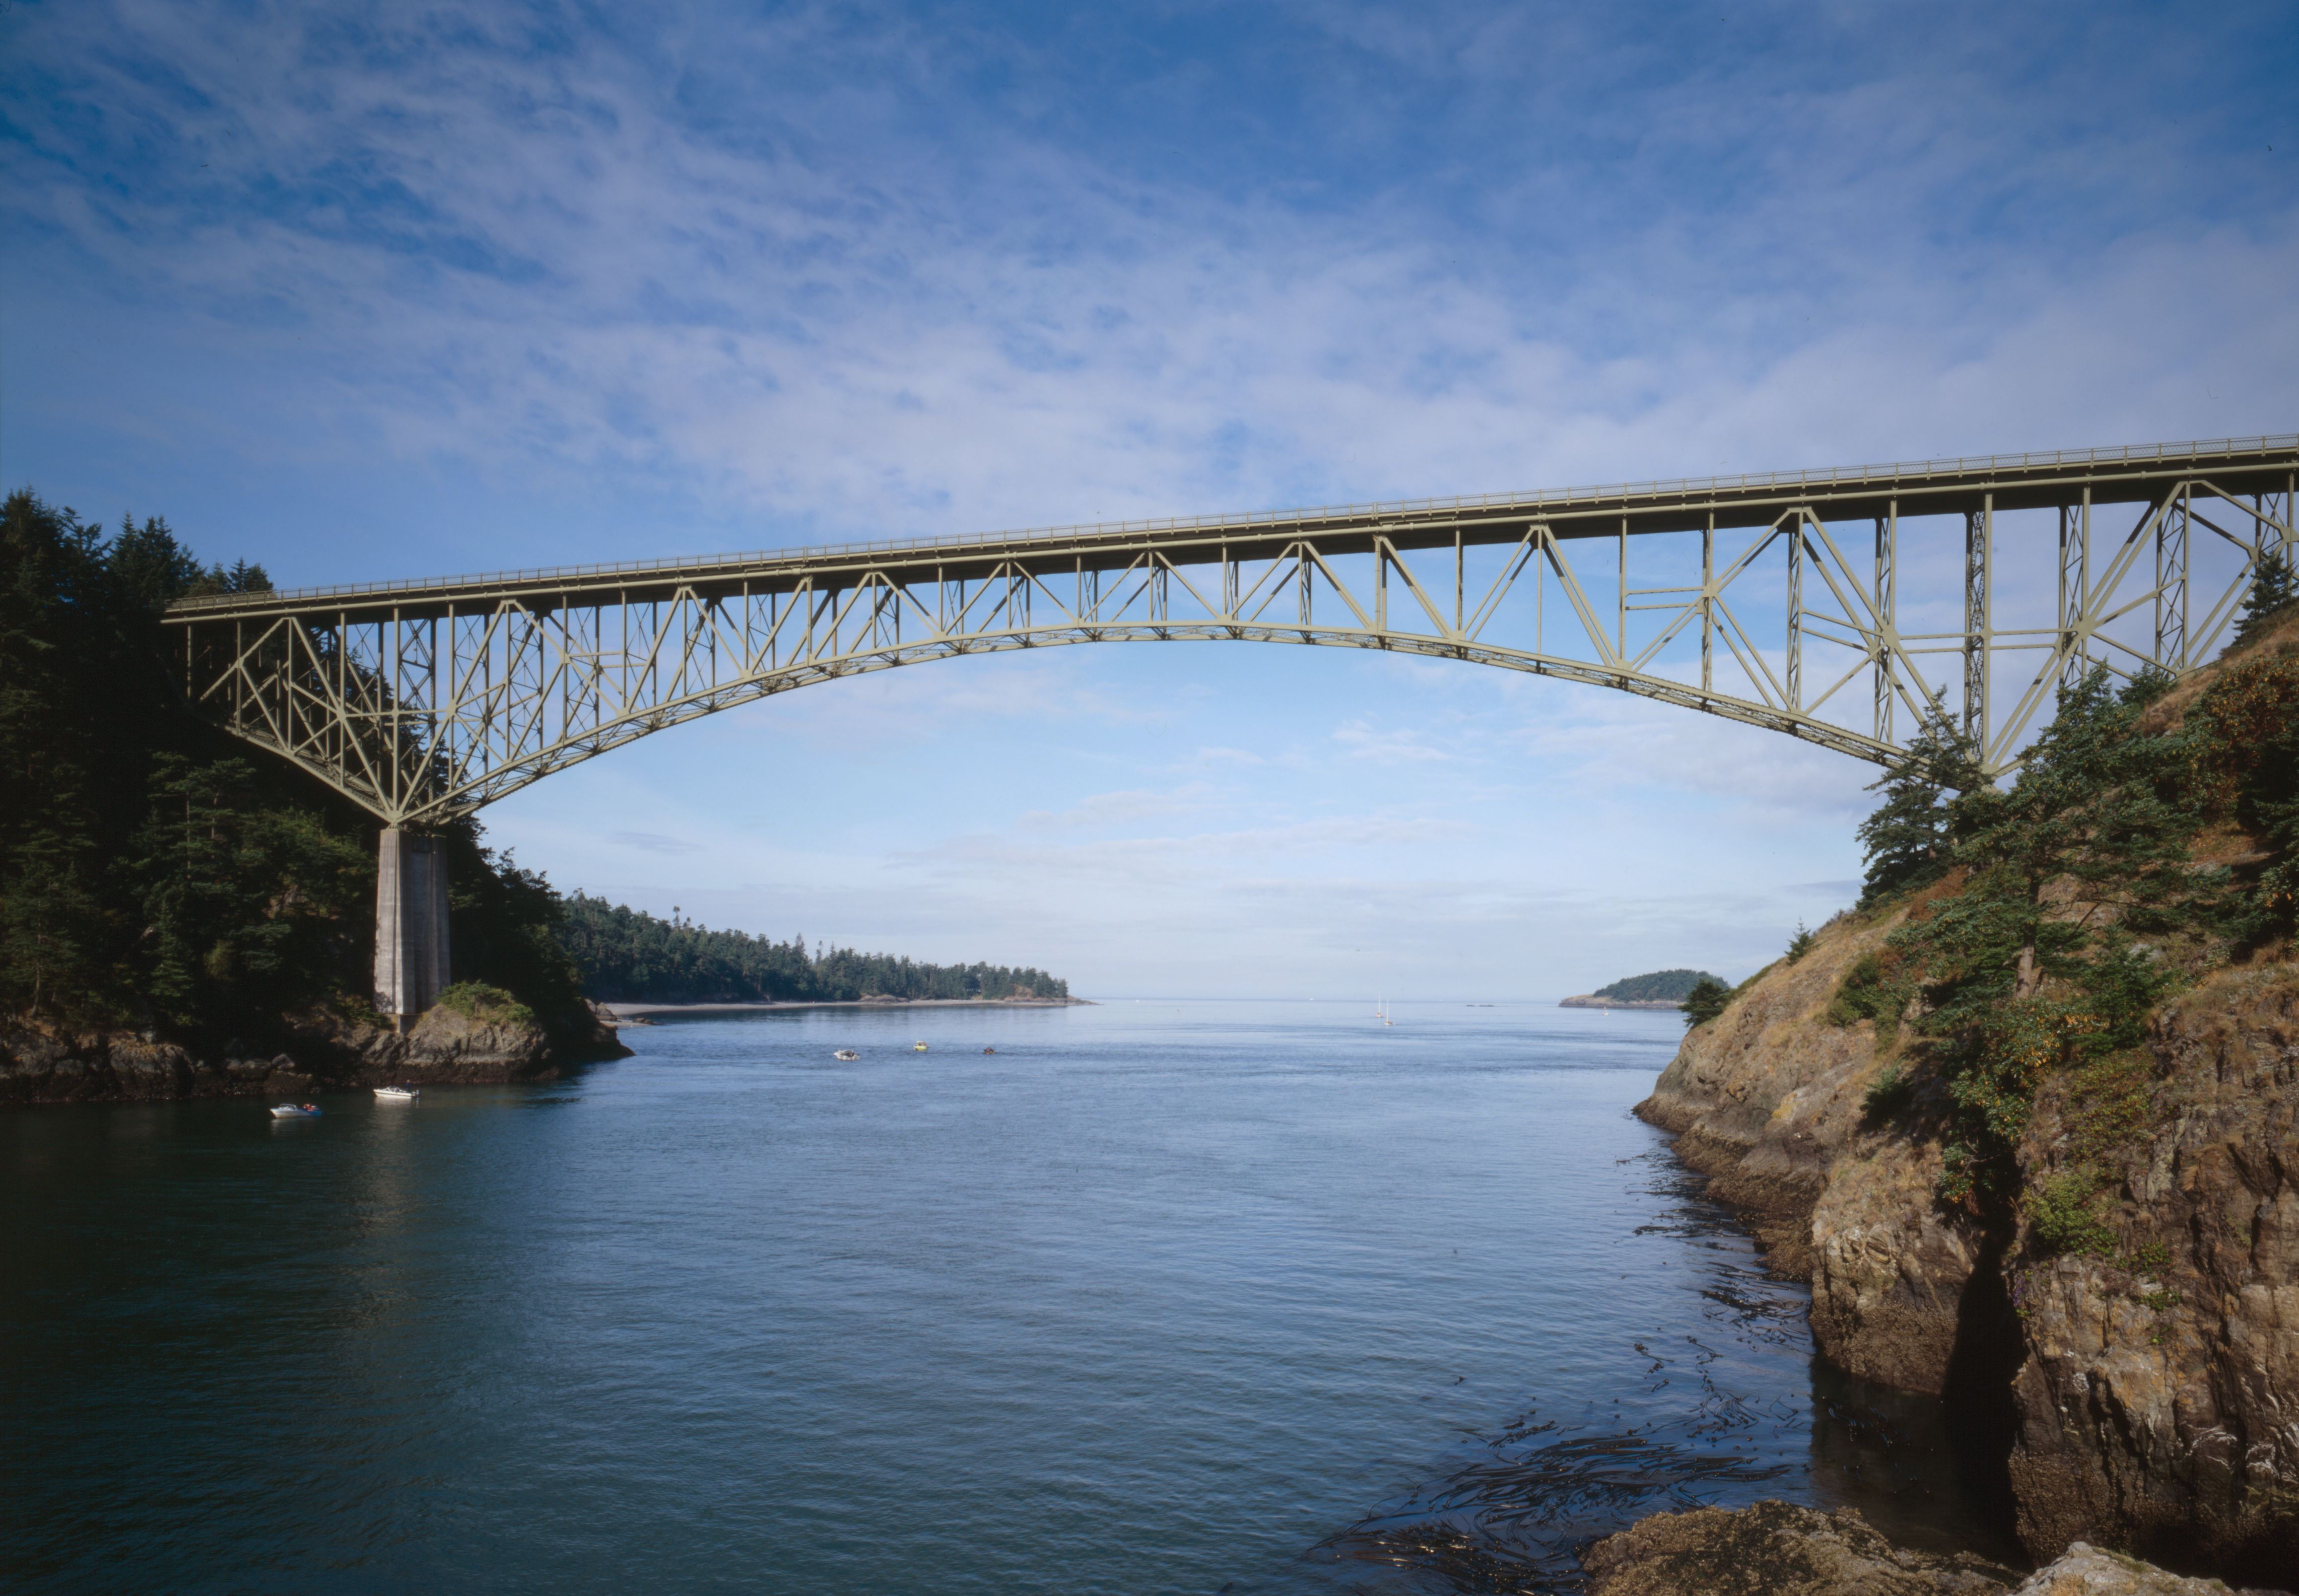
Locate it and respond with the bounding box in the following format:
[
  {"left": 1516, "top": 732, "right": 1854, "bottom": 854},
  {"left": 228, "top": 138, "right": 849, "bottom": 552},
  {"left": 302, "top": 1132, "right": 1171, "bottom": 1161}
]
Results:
[
  {"left": 2023, "top": 1169, "right": 2117, "bottom": 1257},
  {"left": 1861, "top": 1065, "right": 1914, "bottom": 1126},
  {"left": 437, "top": 981, "right": 537, "bottom": 1029},
  {"left": 1785, "top": 923, "right": 1816, "bottom": 963},
  {"left": 1827, "top": 951, "right": 1901, "bottom": 1028}
]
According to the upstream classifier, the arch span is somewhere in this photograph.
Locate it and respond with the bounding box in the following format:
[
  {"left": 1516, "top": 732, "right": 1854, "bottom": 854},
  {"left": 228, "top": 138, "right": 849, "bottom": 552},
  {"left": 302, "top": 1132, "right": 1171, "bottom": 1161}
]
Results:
[
  {"left": 169, "top": 435, "right": 2296, "bottom": 828},
  {"left": 165, "top": 435, "right": 2296, "bottom": 1023}
]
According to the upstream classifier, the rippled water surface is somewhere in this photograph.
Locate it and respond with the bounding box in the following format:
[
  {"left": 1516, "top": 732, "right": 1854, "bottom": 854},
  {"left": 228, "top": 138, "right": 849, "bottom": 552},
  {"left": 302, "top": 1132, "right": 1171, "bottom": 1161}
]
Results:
[{"left": 2, "top": 1000, "right": 2014, "bottom": 1592}]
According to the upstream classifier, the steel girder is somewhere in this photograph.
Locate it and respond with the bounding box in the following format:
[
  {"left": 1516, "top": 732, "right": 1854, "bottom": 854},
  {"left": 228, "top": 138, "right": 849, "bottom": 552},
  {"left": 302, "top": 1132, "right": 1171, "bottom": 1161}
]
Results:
[{"left": 165, "top": 437, "right": 2298, "bottom": 825}]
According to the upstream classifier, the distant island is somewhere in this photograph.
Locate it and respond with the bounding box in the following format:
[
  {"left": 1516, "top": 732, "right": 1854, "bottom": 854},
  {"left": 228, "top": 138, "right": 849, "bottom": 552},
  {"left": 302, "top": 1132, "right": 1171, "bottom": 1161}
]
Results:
[{"left": 1559, "top": 968, "right": 1721, "bottom": 1010}]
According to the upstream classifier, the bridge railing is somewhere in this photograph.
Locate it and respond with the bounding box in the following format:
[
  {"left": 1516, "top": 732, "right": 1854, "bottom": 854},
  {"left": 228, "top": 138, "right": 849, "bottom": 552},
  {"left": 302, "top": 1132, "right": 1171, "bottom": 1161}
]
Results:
[{"left": 166, "top": 433, "right": 2296, "bottom": 614}]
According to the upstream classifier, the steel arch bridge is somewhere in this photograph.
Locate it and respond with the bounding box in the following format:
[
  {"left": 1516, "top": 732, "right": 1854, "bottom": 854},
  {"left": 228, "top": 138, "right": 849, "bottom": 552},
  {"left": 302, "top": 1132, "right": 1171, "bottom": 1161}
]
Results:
[
  {"left": 162, "top": 433, "right": 2296, "bottom": 1022},
  {"left": 168, "top": 434, "right": 2296, "bottom": 827}
]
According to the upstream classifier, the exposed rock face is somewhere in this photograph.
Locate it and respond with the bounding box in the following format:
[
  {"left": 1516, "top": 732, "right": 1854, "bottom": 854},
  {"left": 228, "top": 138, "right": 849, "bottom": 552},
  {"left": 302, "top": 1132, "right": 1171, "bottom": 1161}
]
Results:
[
  {"left": 1581, "top": 1501, "right": 2018, "bottom": 1595},
  {"left": 0, "top": 999, "right": 628, "bottom": 1104},
  {"left": 1635, "top": 908, "right": 1986, "bottom": 1392},
  {"left": 1634, "top": 922, "right": 2299, "bottom": 1582},
  {"left": 2006, "top": 964, "right": 2299, "bottom": 1582},
  {"left": 1582, "top": 1504, "right": 2280, "bottom": 1596}
]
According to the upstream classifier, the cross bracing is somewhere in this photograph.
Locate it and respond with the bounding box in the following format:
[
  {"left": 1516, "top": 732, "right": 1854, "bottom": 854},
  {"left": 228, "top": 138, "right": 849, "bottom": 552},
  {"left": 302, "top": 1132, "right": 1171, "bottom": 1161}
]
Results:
[{"left": 166, "top": 435, "right": 2298, "bottom": 826}]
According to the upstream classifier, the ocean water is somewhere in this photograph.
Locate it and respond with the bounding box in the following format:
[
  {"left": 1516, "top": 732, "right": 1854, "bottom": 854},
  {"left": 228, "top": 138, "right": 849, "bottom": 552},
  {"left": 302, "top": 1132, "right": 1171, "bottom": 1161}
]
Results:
[{"left": 0, "top": 1000, "right": 2015, "bottom": 1593}]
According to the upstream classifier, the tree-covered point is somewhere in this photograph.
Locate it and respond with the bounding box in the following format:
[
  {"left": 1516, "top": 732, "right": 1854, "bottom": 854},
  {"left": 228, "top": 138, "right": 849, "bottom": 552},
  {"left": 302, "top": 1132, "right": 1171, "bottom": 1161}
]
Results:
[
  {"left": 560, "top": 895, "right": 1069, "bottom": 1004},
  {"left": 1591, "top": 968, "right": 1722, "bottom": 1003},
  {"left": 0, "top": 490, "right": 591, "bottom": 1049}
]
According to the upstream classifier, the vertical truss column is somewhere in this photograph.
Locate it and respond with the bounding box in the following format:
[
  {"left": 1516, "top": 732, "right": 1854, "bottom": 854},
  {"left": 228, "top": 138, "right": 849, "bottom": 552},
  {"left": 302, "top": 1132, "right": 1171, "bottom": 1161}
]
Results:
[
  {"left": 1786, "top": 513, "right": 1804, "bottom": 712},
  {"left": 1873, "top": 505, "right": 1895, "bottom": 742},
  {"left": 1964, "top": 496, "right": 1992, "bottom": 751},
  {"left": 2156, "top": 485, "right": 2190, "bottom": 670},
  {"left": 1701, "top": 515, "right": 1714, "bottom": 695},
  {"left": 1616, "top": 518, "right": 1627, "bottom": 663},
  {"left": 2059, "top": 491, "right": 2090, "bottom": 686}
]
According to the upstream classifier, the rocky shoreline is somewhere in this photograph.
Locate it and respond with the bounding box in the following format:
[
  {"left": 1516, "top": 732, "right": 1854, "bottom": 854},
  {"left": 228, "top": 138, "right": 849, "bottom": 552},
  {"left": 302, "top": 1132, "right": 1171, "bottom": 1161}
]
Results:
[
  {"left": 0, "top": 1000, "right": 632, "bottom": 1106},
  {"left": 1560, "top": 994, "right": 1687, "bottom": 1011},
  {"left": 1584, "top": 1501, "right": 2281, "bottom": 1594},
  {"left": 1629, "top": 909, "right": 2298, "bottom": 1588}
]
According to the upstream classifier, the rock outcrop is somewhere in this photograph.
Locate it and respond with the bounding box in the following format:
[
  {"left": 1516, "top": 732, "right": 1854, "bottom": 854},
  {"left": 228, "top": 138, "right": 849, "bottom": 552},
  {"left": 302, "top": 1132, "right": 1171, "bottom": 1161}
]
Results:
[
  {"left": 1582, "top": 1503, "right": 2280, "bottom": 1596},
  {"left": 0, "top": 997, "right": 628, "bottom": 1104},
  {"left": 2006, "top": 963, "right": 2299, "bottom": 1580},
  {"left": 1634, "top": 914, "right": 2299, "bottom": 1581},
  {"left": 1582, "top": 1501, "right": 2017, "bottom": 1594},
  {"left": 1635, "top": 908, "right": 1986, "bottom": 1392}
]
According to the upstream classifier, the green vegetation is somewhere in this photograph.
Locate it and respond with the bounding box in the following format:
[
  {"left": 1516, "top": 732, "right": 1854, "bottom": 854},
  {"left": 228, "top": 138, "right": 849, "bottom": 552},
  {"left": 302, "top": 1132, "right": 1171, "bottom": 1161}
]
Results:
[
  {"left": 1826, "top": 951, "right": 1901, "bottom": 1027},
  {"left": 1591, "top": 968, "right": 1722, "bottom": 1003},
  {"left": 1855, "top": 716, "right": 1986, "bottom": 907},
  {"left": 1844, "top": 562, "right": 2299, "bottom": 1214},
  {"left": 1784, "top": 923, "right": 1816, "bottom": 963},
  {"left": 561, "top": 896, "right": 1068, "bottom": 1003},
  {"left": 2022, "top": 1168, "right": 2118, "bottom": 1257},
  {"left": 1860, "top": 1064, "right": 1914, "bottom": 1126},
  {"left": 1, "top": 491, "right": 614, "bottom": 1053},
  {"left": 1680, "top": 975, "right": 1732, "bottom": 1029},
  {"left": 437, "top": 982, "right": 537, "bottom": 1029}
]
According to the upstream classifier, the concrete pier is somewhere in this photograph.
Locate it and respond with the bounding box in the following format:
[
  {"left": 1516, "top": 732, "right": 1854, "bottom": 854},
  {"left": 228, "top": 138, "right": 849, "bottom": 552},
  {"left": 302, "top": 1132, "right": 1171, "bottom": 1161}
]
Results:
[{"left": 375, "top": 828, "right": 450, "bottom": 1029}]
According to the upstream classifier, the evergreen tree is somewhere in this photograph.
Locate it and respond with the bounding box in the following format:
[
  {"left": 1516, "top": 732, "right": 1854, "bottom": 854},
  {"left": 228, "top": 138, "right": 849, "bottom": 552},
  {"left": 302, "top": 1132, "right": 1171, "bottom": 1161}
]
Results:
[
  {"left": 1681, "top": 975, "right": 1731, "bottom": 1029},
  {"left": 1855, "top": 713, "right": 1984, "bottom": 906},
  {"left": 2230, "top": 547, "right": 2296, "bottom": 647}
]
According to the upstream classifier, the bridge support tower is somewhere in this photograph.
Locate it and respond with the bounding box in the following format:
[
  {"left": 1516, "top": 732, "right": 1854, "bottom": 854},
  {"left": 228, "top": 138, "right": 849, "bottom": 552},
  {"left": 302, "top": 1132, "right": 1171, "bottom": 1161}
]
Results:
[{"left": 375, "top": 828, "right": 450, "bottom": 1031}]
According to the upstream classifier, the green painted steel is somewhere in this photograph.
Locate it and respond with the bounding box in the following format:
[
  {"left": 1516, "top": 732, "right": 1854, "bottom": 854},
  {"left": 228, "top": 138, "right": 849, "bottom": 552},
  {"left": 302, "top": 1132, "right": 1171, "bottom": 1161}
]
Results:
[{"left": 165, "top": 436, "right": 2297, "bottom": 824}]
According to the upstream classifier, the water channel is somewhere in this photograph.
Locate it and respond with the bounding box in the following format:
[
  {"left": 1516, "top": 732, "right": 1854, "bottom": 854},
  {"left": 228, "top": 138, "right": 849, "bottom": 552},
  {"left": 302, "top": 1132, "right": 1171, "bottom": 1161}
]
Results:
[{"left": 1, "top": 1000, "right": 2016, "bottom": 1592}]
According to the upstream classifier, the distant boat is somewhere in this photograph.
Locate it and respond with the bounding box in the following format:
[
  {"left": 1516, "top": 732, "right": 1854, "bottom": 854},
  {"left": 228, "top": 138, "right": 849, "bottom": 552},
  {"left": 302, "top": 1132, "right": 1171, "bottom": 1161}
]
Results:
[
  {"left": 374, "top": 1085, "right": 420, "bottom": 1102},
  {"left": 269, "top": 1103, "right": 321, "bottom": 1119},
  {"left": 833, "top": 1049, "right": 860, "bottom": 1061},
  {"left": 912, "top": 1042, "right": 929, "bottom": 1052}
]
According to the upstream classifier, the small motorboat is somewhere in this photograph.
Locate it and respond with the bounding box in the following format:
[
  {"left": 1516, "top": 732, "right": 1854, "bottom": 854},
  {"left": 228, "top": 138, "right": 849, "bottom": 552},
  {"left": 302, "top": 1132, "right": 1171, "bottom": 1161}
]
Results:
[
  {"left": 982, "top": 1047, "right": 996, "bottom": 1055},
  {"left": 912, "top": 1042, "right": 928, "bottom": 1052},
  {"left": 269, "top": 1102, "right": 322, "bottom": 1119},
  {"left": 374, "top": 1084, "right": 420, "bottom": 1102},
  {"left": 833, "top": 1049, "right": 860, "bottom": 1061}
]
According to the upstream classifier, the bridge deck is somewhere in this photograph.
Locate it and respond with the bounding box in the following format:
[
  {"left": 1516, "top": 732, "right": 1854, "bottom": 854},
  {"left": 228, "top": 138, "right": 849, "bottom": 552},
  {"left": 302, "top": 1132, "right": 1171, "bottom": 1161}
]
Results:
[{"left": 165, "top": 435, "right": 2298, "bottom": 622}]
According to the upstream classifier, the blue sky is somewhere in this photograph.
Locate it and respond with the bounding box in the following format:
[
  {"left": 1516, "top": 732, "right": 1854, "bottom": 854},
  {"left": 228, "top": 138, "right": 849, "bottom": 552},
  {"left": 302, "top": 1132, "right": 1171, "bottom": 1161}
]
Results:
[{"left": 6, "top": 1, "right": 2296, "bottom": 997}]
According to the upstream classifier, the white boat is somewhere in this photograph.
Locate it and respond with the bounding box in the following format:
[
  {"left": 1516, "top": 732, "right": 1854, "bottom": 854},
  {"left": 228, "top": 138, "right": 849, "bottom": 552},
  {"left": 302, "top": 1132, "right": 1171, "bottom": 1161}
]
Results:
[
  {"left": 269, "top": 1103, "right": 322, "bottom": 1119},
  {"left": 912, "top": 1042, "right": 928, "bottom": 1052},
  {"left": 833, "top": 1049, "right": 860, "bottom": 1061},
  {"left": 374, "top": 1085, "right": 420, "bottom": 1102}
]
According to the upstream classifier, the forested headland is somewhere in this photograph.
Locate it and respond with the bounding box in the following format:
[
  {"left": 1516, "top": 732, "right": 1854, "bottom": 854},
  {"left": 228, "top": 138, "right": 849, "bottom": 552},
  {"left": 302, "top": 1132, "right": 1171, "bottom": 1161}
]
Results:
[
  {"left": 0, "top": 489, "right": 1070, "bottom": 1085},
  {"left": 0, "top": 490, "right": 598, "bottom": 1057},
  {"left": 562, "top": 896, "right": 1069, "bottom": 1003}
]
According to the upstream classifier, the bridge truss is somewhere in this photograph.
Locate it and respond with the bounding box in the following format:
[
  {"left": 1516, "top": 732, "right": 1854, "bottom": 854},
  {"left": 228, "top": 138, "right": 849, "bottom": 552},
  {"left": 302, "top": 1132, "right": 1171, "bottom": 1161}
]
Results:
[{"left": 168, "top": 437, "right": 2296, "bottom": 829}]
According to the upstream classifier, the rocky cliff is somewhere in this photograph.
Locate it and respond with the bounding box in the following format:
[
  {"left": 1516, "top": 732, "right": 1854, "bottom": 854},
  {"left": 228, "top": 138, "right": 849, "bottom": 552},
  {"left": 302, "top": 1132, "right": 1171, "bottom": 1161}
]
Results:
[
  {"left": 1636, "top": 890, "right": 2299, "bottom": 1583},
  {"left": 1630, "top": 606, "right": 2299, "bottom": 1585},
  {"left": 0, "top": 997, "right": 629, "bottom": 1104}
]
